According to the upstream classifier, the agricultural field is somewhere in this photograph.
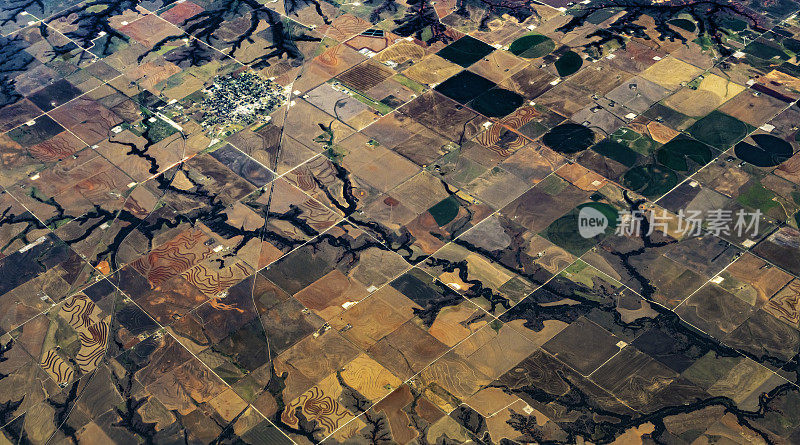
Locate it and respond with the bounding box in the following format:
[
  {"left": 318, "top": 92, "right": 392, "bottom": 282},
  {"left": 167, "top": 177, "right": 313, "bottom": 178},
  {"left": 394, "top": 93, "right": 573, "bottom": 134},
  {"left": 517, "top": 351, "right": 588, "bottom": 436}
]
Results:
[{"left": 1, "top": 0, "right": 800, "bottom": 443}]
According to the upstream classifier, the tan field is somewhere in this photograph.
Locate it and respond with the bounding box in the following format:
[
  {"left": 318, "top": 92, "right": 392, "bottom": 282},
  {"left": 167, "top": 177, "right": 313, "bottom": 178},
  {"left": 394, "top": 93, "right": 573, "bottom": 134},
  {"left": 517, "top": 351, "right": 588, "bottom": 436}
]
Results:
[
  {"left": 663, "top": 73, "right": 745, "bottom": 117},
  {"left": 402, "top": 55, "right": 463, "bottom": 86},
  {"left": 641, "top": 56, "right": 704, "bottom": 90}
]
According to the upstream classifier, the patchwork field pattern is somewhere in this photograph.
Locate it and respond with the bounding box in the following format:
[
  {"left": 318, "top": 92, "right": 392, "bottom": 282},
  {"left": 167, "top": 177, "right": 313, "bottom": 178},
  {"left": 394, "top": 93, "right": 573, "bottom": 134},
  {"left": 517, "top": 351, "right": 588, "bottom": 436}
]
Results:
[{"left": 2, "top": 0, "right": 800, "bottom": 443}]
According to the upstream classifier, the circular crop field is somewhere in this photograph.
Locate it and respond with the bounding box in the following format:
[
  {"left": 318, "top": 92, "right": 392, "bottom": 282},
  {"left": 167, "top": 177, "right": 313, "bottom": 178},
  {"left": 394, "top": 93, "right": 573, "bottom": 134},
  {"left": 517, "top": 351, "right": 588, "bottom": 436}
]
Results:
[
  {"left": 687, "top": 111, "right": 752, "bottom": 149},
  {"left": 734, "top": 134, "right": 794, "bottom": 167},
  {"left": 508, "top": 34, "right": 555, "bottom": 59},
  {"left": 544, "top": 202, "right": 619, "bottom": 255},
  {"left": 555, "top": 51, "right": 583, "bottom": 77},
  {"left": 656, "top": 137, "right": 713, "bottom": 173}
]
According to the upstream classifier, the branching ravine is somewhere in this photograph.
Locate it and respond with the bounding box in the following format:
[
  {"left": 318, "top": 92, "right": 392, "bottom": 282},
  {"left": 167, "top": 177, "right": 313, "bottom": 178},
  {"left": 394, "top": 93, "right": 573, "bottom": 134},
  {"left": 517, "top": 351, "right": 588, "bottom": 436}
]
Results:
[{"left": 558, "top": 0, "right": 766, "bottom": 58}]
